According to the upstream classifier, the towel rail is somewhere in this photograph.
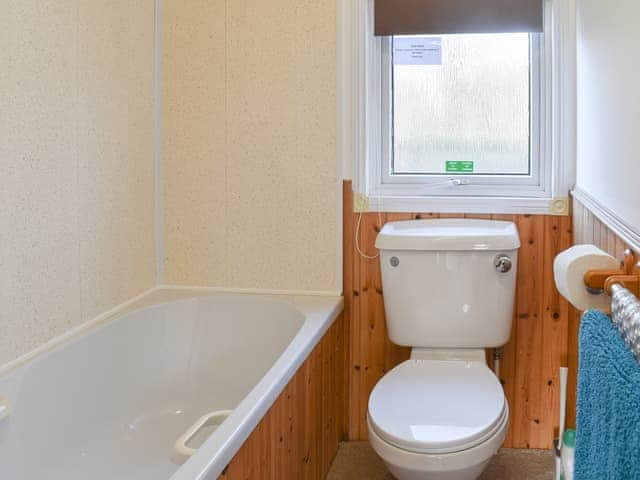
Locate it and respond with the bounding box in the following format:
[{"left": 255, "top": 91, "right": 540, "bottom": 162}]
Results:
[
  {"left": 583, "top": 249, "right": 640, "bottom": 361},
  {"left": 610, "top": 283, "right": 640, "bottom": 361}
]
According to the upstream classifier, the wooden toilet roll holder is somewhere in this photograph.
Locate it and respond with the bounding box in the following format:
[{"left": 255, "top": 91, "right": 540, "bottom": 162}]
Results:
[{"left": 584, "top": 249, "right": 640, "bottom": 296}]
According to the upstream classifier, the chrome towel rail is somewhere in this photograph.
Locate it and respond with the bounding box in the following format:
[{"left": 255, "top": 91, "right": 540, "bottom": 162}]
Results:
[
  {"left": 583, "top": 249, "right": 640, "bottom": 361},
  {"left": 611, "top": 283, "right": 640, "bottom": 361}
]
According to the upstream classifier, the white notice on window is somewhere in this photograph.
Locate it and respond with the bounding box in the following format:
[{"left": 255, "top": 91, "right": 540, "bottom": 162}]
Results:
[{"left": 393, "top": 37, "right": 442, "bottom": 66}]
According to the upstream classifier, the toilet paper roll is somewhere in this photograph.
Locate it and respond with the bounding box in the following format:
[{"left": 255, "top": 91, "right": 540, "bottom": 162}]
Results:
[{"left": 553, "top": 244, "right": 620, "bottom": 311}]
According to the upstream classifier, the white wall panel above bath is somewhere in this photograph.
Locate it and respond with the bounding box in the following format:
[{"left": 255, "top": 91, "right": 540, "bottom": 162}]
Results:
[
  {"left": 77, "top": 0, "right": 156, "bottom": 320},
  {"left": 0, "top": 1, "right": 157, "bottom": 366},
  {"left": 162, "top": 0, "right": 228, "bottom": 287},
  {"left": 162, "top": 0, "right": 340, "bottom": 294},
  {"left": 0, "top": 0, "right": 82, "bottom": 368}
]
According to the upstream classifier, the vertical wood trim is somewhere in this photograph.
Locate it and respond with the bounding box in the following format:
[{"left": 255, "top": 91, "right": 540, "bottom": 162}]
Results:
[
  {"left": 218, "top": 314, "right": 345, "bottom": 480},
  {"left": 511, "top": 215, "right": 545, "bottom": 447},
  {"left": 491, "top": 214, "right": 518, "bottom": 447},
  {"left": 357, "top": 212, "right": 386, "bottom": 439},
  {"left": 341, "top": 183, "right": 353, "bottom": 441},
  {"left": 538, "top": 216, "right": 571, "bottom": 445}
]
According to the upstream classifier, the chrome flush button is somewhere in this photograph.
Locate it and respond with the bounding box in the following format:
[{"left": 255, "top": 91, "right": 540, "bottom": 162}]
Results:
[
  {"left": 494, "top": 254, "right": 512, "bottom": 273},
  {"left": 390, "top": 257, "right": 400, "bottom": 267}
]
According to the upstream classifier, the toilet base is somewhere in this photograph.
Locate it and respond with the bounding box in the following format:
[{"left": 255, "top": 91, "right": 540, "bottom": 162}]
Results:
[
  {"left": 384, "top": 458, "right": 491, "bottom": 480},
  {"left": 367, "top": 406, "right": 508, "bottom": 480}
]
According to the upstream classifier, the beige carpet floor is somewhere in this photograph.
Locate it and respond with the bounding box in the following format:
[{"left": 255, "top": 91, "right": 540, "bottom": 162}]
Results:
[{"left": 327, "top": 442, "right": 554, "bottom": 480}]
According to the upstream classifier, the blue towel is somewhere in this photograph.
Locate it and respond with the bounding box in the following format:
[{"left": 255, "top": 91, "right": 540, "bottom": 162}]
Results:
[{"left": 575, "top": 310, "right": 640, "bottom": 480}]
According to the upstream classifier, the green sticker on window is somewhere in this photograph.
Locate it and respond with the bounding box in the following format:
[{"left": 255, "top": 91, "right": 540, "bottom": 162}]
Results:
[{"left": 446, "top": 161, "right": 474, "bottom": 173}]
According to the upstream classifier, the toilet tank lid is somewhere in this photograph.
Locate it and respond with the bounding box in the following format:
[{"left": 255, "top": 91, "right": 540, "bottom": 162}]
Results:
[{"left": 375, "top": 219, "right": 520, "bottom": 251}]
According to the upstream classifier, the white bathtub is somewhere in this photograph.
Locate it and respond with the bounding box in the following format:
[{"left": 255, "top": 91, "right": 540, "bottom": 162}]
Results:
[{"left": 0, "top": 289, "right": 343, "bottom": 480}]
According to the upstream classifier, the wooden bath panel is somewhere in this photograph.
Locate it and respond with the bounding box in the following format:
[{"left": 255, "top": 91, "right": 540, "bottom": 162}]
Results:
[{"left": 218, "top": 313, "right": 346, "bottom": 480}]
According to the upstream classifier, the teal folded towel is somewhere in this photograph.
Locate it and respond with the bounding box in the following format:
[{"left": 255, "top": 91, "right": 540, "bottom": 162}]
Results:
[{"left": 575, "top": 310, "right": 640, "bottom": 480}]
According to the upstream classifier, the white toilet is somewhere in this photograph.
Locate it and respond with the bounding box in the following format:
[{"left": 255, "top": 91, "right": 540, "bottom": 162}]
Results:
[{"left": 368, "top": 219, "right": 520, "bottom": 480}]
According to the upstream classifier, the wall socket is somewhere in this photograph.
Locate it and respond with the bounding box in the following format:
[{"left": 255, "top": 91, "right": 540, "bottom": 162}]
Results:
[{"left": 353, "top": 193, "right": 370, "bottom": 213}]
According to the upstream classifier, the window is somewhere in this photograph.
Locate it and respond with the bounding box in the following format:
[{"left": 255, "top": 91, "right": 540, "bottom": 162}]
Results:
[
  {"left": 388, "top": 33, "right": 534, "bottom": 178},
  {"left": 380, "top": 31, "right": 544, "bottom": 196},
  {"left": 346, "top": 0, "right": 576, "bottom": 214}
]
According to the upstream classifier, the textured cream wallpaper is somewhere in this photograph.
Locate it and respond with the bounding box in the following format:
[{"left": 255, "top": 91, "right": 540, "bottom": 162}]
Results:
[
  {"left": 162, "top": 0, "right": 339, "bottom": 293},
  {"left": 0, "top": 1, "right": 157, "bottom": 365}
]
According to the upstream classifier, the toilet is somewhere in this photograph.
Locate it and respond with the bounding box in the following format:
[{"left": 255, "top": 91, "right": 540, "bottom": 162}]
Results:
[{"left": 369, "top": 219, "right": 520, "bottom": 480}]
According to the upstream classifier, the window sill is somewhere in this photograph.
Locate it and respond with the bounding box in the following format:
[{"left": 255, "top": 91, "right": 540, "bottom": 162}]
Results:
[{"left": 356, "top": 193, "right": 570, "bottom": 216}]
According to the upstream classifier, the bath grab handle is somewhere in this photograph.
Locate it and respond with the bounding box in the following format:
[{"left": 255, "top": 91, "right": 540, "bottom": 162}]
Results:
[{"left": 174, "top": 410, "right": 233, "bottom": 457}]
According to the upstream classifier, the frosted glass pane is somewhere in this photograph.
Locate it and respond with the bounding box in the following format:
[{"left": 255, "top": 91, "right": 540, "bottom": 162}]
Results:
[{"left": 392, "top": 33, "right": 531, "bottom": 175}]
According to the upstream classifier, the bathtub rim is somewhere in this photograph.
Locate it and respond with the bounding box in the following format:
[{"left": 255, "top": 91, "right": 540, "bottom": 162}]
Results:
[{"left": 0, "top": 286, "right": 342, "bottom": 378}]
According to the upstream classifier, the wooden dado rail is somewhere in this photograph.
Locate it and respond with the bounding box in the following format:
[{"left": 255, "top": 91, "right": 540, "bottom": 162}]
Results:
[{"left": 343, "top": 181, "right": 578, "bottom": 449}]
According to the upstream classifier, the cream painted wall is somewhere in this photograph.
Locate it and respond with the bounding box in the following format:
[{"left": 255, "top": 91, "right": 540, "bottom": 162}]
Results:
[
  {"left": 0, "top": 1, "right": 157, "bottom": 365},
  {"left": 576, "top": 0, "right": 640, "bottom": 229},
  {"left": 162, "top": 0, "right": 339, "bottom": 293}
]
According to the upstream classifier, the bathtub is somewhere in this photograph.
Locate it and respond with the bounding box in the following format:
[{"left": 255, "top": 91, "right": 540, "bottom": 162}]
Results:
[{"left": 0, "top": 289, "right": 343, "bottom": 480}]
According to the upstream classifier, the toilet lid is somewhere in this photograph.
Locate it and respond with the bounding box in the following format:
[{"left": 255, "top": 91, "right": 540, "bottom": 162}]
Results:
[{"left": 368, "top": 360, "right": 506, "bottom": 454}]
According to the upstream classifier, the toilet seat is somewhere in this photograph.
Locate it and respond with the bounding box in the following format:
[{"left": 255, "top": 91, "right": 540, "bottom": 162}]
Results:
[{"left": 368, "top": 359, "right": 506, "bottom": 455}]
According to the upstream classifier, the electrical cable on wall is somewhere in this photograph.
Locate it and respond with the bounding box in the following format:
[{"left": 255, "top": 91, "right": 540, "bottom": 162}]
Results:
[
  {"left": 355, "top": 196, "right": 383, "bottom": 260},
  {"left": 355, "top": 210, "right": 382, "bottom": 260}
]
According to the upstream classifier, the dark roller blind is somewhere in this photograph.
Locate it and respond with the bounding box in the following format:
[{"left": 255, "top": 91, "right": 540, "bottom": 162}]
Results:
[{"left": 374, "top": 0, "right": 544, "bottom": 35}]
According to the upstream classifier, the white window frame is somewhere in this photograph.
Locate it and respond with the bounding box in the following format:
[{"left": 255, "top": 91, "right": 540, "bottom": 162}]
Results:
[
  {"left": 341, "top": 0, "right": 576, "bottom": 214},
  {"left": 379, "top": 35, "right": 543, "bottom": 193}
]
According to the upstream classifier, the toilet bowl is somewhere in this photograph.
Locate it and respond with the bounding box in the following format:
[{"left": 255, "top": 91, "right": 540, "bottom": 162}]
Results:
[{"left": 367, "top": 358, "right": 509, "bottom": 480}]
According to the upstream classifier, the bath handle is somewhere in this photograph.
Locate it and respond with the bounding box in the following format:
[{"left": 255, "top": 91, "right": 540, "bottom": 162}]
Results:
[{"left": 174, "top": 410, "right": 232, "bottom": 457}]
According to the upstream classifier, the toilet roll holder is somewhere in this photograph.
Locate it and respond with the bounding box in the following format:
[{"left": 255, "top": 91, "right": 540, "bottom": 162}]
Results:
[{"left": 584, "top": 249, "right": 640, "bottom": 296}]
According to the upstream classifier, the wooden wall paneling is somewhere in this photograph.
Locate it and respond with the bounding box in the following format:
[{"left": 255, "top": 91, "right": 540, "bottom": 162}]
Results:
[
  {"left": 573, "top": 204, "right": 583, "bottom": 244},
  {"left": 511, "top": 215, "right": 545, "bottom": 448},
  {"left": 565, "top": 200, "right": 589, "bottom": 431},
  {"left": 592, "top": 215, "right": 602, "bottom": 249},
  {"left": 219, "top": 313, "right": 345, "bottom": 480},
  {"left": 539, "top": 216, "right": 572, "bottom": 446},
  {"left": 490, "top": 214, "right": 519, "bottom": 447},
  {"left": 310, "top": 341, "right": 323, "bottom": 479},
  {"left": 600, "top": 222, "right": 611, "bottom": 253},
  {"left": 344, "top": 185, "right": 366, "bottom": 442},
  {"left": 320, "top": 339, "right": 328, "bottom": 477},
  {"left": 615, "top": 236, "right": 627, "bottom": 260},
  {"left": 358, "top": 211, "right": 387, "bottom": 440},
  {"left": 342, "top": 182, "right": 356, "bottom": 440},
  {"left": 605, "top": 225, "right": 616, "bottom": 256},
  {"left": 303, "top": 352, "right": 317, "bottom": 480}
]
